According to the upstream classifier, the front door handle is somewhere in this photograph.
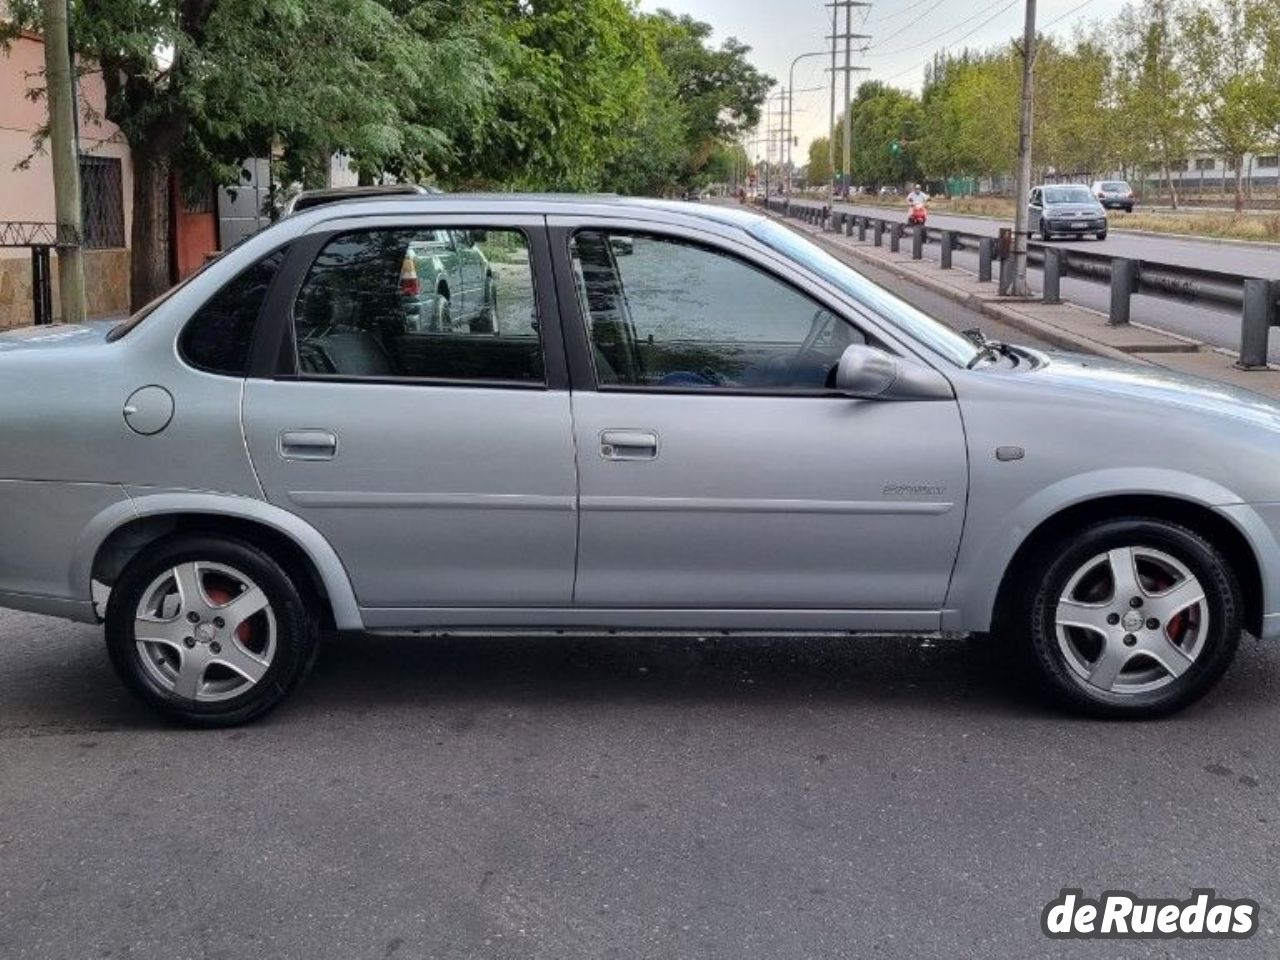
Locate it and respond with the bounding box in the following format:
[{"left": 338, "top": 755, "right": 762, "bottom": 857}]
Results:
[
  {"left": 279, "top": 429, "right": 338, "bottom": 461},
  {"left": 601, "top": 430, "right": 658, "bottom": 461}
]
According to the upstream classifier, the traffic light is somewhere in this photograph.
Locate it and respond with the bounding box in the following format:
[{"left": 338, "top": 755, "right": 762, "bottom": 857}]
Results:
[{"left": 889, "top": 141, "right": 902, "bottom": 156}]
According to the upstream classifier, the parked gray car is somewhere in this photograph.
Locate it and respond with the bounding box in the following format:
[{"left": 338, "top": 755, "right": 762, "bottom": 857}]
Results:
[
  {"left": 3, "top": 195, "right": 1277, "bottom": 725},
  {"left": 1029, "top": 184, "right": 1109, "bottom": 240}
]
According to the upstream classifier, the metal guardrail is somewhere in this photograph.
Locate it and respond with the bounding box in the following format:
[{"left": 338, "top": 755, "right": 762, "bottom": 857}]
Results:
[{"left": 762, "top": 197, "right": 1280, "bottom": 369}]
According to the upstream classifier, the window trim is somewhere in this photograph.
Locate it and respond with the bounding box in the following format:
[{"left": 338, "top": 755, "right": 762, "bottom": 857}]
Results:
[
  {"left": 554, "top": 225, "right": 877, "bottom": 397},
  {"left": 255, "top": 219, "right": 566, "bottom": 390}
]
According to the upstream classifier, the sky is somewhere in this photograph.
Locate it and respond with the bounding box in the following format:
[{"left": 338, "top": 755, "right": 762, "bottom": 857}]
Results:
[{"left": 636, "top": 0, "right": 1130, "bottom": 161}]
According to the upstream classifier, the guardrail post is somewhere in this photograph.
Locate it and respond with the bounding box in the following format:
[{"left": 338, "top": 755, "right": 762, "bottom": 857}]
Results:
[
  {"left": 1109, "top": 257, "right": 1138, "bottom": 325},
  {"left": 940, "top": 231, "right": 954, "bottom": 269},
  {"left": 844, "top": 214, "right": 853, "bottom": 237},
  {"left": 1042, "top": 247, "right": 1062, "bottom": 304},
  {"left": 911, "top": 225, "right": 924, "bottom": 260},
  {"left": 1237, "top": 278, "right": 1277, "bottom": 369},
  {"left": 890, "top": 223, "right": 903, "bottom": 253},
  {"left": 998, "top": 253, "right": 1013, "bottom": 293},
  {"left": 873, "top": 220, "right": 884, "bottom": 247},
  {"left": 978, "top": 237, "right": 994, "bottom": 282},
  {"left": 857, "top": 218, "right": 867, "bottom": 241}
]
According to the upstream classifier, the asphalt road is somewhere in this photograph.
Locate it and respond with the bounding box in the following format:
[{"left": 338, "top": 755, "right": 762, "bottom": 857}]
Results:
[
  {"left": 2, "top": 609, "right": 1278, "bottom": 959},
  {"left": 829, "top": 200, "right": 1280, "bottom": 362}
]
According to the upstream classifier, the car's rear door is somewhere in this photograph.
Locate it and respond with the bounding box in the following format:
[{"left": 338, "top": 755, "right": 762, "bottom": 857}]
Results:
[
  {"left": 549, "top": 217, "right": 969, "bottom": 629},
  {"left": 242, "top": 214, "right": 577, "bottom": 625}
]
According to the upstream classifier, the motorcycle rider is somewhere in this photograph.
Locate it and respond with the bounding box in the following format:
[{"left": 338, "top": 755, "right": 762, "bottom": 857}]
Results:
[{"left": 906, "top": 183, "right": 930, "bottom": 208}]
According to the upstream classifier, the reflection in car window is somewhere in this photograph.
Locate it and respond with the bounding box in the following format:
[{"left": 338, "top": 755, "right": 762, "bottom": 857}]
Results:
[
  {"left": 179, "top": 246, "right": 288, "bottom": 375},
  {"left": 748, "top": 219, "right": 979, "bottom": 367},
  {"left": 291, "top": 227, "right": 543, "bottom": 383},
  {"left": 571, "top": 231, "right": 863, "bottom": 391}
]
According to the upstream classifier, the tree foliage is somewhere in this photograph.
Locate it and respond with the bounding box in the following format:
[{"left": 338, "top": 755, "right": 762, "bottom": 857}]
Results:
[
  {"left": 839, "top": 0, "right": 1280, "bottom": 209},
  {"left": 9, "top": 0, "right": 770, "bottom": 306}
]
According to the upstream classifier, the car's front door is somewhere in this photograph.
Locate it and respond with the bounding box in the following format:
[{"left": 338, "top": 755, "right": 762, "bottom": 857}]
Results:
[
  {"left": 553, "top": 223, "right": 969, "bottom": 627},
  {"left": 242, "top": 216, "right": 577, "bottom": 620}
]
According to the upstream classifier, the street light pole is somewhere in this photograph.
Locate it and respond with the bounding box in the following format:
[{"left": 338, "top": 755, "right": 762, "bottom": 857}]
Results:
[
  {"left": 786, "top": 51, "right": 827, "bottom": 197},
  {"left": 1010, "top": 0, "right": 1037, "bottom": 297}
]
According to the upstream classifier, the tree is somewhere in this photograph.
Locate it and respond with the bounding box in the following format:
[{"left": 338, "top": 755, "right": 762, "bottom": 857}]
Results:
[
  {"left": 643, "top": 10, "right": 772, "bottom": 187},
  {"left": 1112, "top": 0, "right": 1195, "bottom": 206},
  {"left": 807, "top": 136, "right": 832, "bottom": 185},
  {"left": 1179, "top": 0, "right": 1270, "bottom": 210},
  {"left": 6, "top": 0, "right": 500, "bottom": 307}
]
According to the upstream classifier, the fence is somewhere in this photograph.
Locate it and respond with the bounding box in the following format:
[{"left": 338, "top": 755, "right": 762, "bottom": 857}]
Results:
[
  {"left": 764, "top": 197, "right": 1280, "bottom": 369},
  {"left": 0, "top": 221, "right": 78, "bottom": 326}
]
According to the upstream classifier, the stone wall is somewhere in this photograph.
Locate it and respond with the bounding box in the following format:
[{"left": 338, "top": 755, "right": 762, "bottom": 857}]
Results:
[{"left": 0, "top": 248, "right": 130, "bottom": 329}]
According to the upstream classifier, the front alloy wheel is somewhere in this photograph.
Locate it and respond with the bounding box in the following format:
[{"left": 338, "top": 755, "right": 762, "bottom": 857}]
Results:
[
  {"left": 1024, "top": 519, "right": 1241, "bottom": 717},
  {"left": 106, "top": 536, "right": 318, "bottom": 726}
]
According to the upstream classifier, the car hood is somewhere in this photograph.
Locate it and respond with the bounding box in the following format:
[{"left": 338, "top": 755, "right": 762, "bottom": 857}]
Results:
[
  {"left": 1029, "top": 351, "right": 1280, "bottom": 431},
  {"left": 0, "top": 320, "right": 116, "bottom": 353}
]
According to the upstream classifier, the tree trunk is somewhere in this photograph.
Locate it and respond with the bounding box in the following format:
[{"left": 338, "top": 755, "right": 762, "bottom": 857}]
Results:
[
  {"left": 1234, "top": 156, "right": 1244, "bottom": 213},
  {"left": 129, "top": 146, "right": 172, "bottom": 309},
  {"left": 1161, "top": 157, "right": 1179, "bottom": 209}
]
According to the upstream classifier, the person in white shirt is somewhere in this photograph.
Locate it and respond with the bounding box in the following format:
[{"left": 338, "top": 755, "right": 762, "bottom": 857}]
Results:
[{"left": 906, "top": 184, "right": 930, "bottom": 207}]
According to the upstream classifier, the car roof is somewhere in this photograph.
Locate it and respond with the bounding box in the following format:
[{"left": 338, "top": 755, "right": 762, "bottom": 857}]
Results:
[{"left": 282, "top": 192, "right": 768, "bottom": 232}]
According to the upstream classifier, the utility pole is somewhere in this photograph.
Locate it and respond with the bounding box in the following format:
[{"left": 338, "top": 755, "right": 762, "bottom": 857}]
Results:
[
  {"left": 41, "top": 0, "right": 86, "bottom": 323},
  {"left": 1009, "top": 0, "right": 1037, "bottom": 297},
  {"left": 827, "top": 2, "right": 871, "bottom": 204}
]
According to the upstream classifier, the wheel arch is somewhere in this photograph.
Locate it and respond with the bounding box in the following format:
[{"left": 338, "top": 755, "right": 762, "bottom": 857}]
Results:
[
  {"left": 76, "top": 493, "right": 363, "bottom": 631},
  {"left": 989, "top": 494, "right": 1263, "bottom": 638}
]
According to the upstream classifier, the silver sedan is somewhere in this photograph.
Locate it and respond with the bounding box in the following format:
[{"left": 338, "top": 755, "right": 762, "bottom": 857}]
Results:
[{"left": 1, "top": 194, "right": 1276, "bottom": 724}]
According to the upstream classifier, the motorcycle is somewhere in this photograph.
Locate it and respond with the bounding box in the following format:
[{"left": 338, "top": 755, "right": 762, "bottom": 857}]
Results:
[{"left": 906, "top": 201, "right": 928, "bottom": 226}]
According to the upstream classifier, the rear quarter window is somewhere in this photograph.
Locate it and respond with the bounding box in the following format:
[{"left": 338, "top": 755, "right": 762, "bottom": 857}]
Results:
[{"left": 179, "top": 247, "right": 288, "bottom": 375}]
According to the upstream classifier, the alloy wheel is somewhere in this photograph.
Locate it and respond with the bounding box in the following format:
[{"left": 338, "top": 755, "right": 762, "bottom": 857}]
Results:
[
  {"left": 133, "top": 561, "right": 277, "bottom": 702},
  {"left": 1054, "top": 546, "right": 1208, "bottom": 695}
]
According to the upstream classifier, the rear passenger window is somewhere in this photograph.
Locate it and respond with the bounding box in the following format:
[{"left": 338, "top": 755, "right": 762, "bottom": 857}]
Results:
[
  {"left": 180, "top": 247, "right": 287, "bottom": 375},
  {"left": 291, "top": 227, "right": 543, "bottom": 384}
]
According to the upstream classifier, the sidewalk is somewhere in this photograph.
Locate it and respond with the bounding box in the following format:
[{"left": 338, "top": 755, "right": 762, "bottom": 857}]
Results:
[{"left": 767, "top": 209, "right": 1280, "bottom": 400}]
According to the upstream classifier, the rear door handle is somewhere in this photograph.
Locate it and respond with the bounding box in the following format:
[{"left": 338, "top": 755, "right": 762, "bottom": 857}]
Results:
[
  {"left": 601, "top": 430, "right": 658, "bottom": 461},
  {"left": 279, "top": 429, "right": 338, "bottom": 461}
]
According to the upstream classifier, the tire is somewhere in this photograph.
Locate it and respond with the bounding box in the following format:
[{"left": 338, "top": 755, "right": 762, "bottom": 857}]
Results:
[
  {"left": 469, "top": 274, "right": 498, "bottom": 334},
  {"left": 1019, "top": 518, "right": 1241, "bottom": 718},
  {"left": 105, "top": 535, "right": 320, "bottom": 727},
  {"left": 1096, "top": 231, "right": 1108, "bottom": 241},
  {"left": 432, "top": 290, "right": 451, "bottom": 331},
  {"left": 1039, "top": 219, "right": 1051, "bottom": 241}
]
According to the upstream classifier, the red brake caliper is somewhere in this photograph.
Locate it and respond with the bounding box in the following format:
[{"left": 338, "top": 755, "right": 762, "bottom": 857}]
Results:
[
  {"left": 1149, "top": 572, "right": 1188, "bottom": 644},
  {"left": 205, "top": 585, "right": 253, "bottom": 646}
]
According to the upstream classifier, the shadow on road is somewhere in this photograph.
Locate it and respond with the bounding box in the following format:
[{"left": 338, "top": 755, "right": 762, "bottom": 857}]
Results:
[{"left": 4, "top": 614, "right": 1276, "bottom": 732}]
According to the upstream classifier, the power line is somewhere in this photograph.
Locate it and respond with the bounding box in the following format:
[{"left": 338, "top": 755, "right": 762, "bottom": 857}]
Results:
[
  {"left": 862, "top": 0, "right": 1014, "bottom": 58},
  {"left": 879, "top": 0, "right": 1020, "bottom": 82},
  {"left": 1043, "top": 0, "right": 1099, "bottom": 30},
  {"left": 864, "top": 0, "right": 939, "bottom": 25},
  {"left": 860, "top": 0, "right": 948, "bottom": 51}
]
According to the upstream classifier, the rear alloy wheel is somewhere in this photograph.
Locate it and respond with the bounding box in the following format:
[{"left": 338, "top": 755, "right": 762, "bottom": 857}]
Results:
[
  {"left": 105, "top": 536, "right": 318, "bottom": 726},
  {"left": 1023, "top": 518, "right": 1241, "bottom": 718}
]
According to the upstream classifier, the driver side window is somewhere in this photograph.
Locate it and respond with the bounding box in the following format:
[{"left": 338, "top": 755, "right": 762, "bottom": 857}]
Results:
[{"left": 570, "top": 231, "right": 864, "bottom": 391}]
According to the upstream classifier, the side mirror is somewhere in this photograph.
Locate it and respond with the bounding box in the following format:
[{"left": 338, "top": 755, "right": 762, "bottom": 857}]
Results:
[{"left": 834, "top": 344, "right": 954, "bottom": 401}]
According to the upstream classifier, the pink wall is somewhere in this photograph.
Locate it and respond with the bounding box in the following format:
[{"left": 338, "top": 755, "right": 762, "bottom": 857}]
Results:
[{"left": 0, "top": 31, "right": 132, "bottom": 256}]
